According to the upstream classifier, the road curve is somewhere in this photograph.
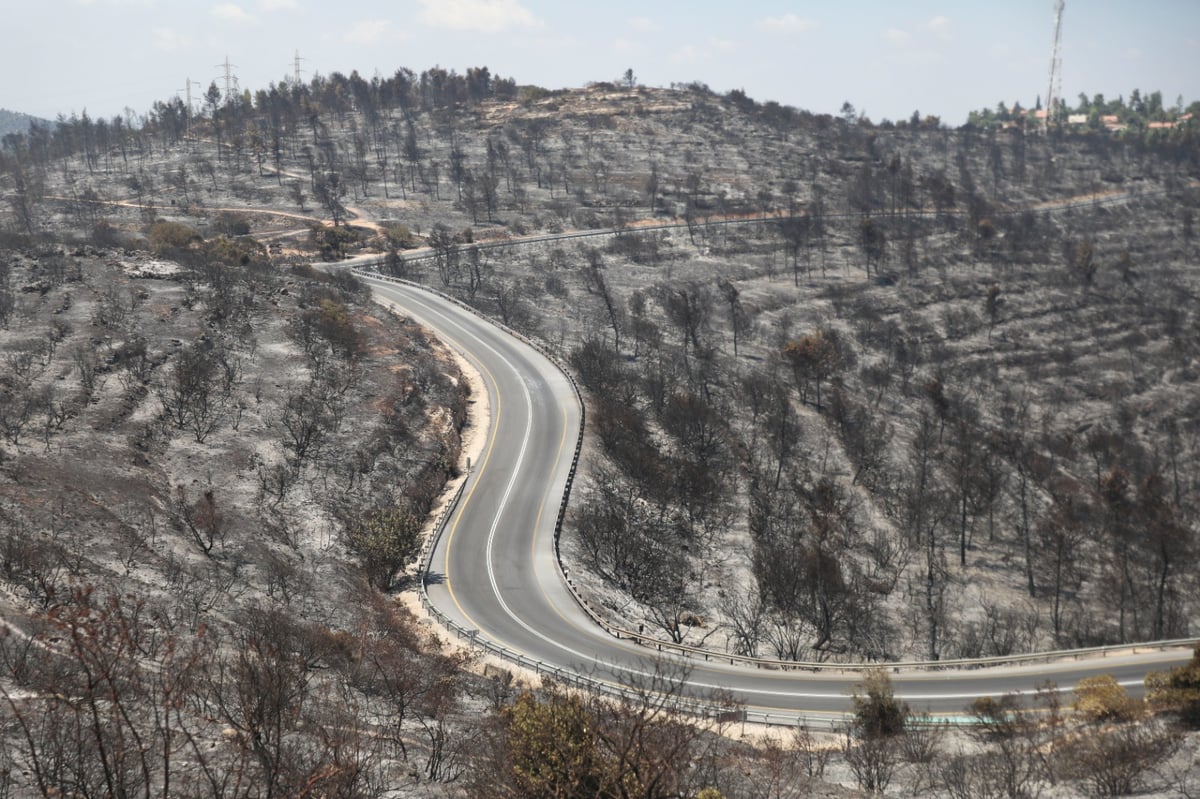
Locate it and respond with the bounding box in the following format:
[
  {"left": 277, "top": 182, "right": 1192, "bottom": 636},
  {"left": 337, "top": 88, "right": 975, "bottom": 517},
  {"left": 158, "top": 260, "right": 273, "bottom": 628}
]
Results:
[{"left": 361, "top": 275, "right": 1196, "bottom": 725}]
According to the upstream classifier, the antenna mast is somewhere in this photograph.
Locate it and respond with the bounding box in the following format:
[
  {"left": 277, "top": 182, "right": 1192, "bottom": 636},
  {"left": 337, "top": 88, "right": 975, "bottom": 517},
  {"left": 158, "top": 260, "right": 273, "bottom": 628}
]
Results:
[
  {"left": 1044, "top": 0, "right": 1065, "bottom": 131},
  {"left": 292, "top": 49, "right": 305, "bottom": 85}
]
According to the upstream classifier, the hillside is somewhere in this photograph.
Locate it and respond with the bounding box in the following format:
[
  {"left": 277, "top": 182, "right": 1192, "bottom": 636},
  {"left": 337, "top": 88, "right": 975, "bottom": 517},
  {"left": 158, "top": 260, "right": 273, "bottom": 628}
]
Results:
[
  {"left": 2, "top": 71, "right": 1200, "bottom": 797},
  {"left": 0, "top": 241, "right": 475, "bottom": 792},
  {"left": 0, "top": 109, "right": 44, "bottom": 140}
]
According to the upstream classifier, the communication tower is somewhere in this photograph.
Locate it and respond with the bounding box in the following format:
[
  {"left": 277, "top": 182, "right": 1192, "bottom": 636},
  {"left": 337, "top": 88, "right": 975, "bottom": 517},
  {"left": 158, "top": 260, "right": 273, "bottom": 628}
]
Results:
[{"left": 1044, "top": 0, "right": 1065, "bottom": 131}]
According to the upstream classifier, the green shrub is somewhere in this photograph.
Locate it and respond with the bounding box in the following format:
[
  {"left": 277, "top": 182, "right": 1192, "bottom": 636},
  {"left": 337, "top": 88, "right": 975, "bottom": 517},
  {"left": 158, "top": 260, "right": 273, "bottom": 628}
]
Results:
[
  {"left": 382, "top": 223, "right": 414, "bottom": 248},
  {"left": 147, "top": 220, "right": 200, "bottom": 254}
]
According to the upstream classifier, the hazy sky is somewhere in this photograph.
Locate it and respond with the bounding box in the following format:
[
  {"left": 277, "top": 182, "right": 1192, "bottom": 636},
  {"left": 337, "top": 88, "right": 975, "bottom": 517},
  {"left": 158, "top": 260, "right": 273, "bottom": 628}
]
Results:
[{"left": 4, "top": 0, "right": 1198, "bottom": 125}]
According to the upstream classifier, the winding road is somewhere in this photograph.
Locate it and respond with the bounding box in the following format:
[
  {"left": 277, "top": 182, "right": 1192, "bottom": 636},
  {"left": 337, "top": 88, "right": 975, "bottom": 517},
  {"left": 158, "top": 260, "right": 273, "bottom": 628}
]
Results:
[{"left": 360, "top": 274, "right": 1196, "bottom": 726}]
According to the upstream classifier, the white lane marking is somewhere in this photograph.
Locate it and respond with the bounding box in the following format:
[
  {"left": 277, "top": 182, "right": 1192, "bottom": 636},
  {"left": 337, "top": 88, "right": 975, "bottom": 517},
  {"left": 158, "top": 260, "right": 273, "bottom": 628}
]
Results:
[
  {"left": 483, "top": 372, "right": 540, "bottom": 631},
  {"left": 368, "top": 281, "right": 1181, "bottom": 705},
  {"left": 371, "top": 283, "right": 587, "bottom": 656},
  {"left": 369, "top": 285, "right": 698, "bottom": 668}
]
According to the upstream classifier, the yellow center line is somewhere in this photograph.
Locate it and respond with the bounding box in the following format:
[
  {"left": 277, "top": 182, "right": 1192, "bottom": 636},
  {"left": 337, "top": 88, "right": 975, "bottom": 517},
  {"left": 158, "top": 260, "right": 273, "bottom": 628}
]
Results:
[
  {"left": 440, "top": 340, "right": 509, "bottom": 638},
  {"left": 374, "top": 289, "right": 516, "bottom": 648}
]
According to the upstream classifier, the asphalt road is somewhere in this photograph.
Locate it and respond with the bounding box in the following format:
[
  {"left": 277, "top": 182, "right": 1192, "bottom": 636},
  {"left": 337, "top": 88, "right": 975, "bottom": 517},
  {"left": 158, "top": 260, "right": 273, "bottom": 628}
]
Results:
[{"left": 362, "top": 275, "right": 1196, "bottom": 725}]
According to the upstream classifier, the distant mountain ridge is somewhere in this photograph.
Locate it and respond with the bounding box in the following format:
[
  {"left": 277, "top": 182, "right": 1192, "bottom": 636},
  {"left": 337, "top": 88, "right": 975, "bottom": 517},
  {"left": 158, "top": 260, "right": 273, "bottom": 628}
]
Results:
[{"left": 0, "top": 108, "right": 49, "bottom": 139}]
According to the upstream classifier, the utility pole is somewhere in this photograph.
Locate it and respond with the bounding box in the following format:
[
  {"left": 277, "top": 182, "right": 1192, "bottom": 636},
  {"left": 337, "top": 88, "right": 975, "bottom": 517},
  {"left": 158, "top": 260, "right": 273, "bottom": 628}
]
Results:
[
  {"left": 292, "top": 49, "right": 305, "bottom": 85},
  {"left": 216, "top": 56, "right": 240, "bottom": 103},
  {"left": 1044, "top": 0, "right": 1065, "bottom": 132}
]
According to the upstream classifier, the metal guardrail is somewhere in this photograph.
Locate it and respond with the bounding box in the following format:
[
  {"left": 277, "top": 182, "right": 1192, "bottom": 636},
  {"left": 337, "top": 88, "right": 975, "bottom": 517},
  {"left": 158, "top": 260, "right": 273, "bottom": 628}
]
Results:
[{"left": 359, "top": 271, "right": 1199, "bottom": 726}]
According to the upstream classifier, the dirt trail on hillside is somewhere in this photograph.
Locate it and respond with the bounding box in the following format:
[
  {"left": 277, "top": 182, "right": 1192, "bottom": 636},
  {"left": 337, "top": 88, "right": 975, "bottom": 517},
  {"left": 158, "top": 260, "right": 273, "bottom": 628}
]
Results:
[{"left": 47, "top": 194, "right": 327, "bottom": 225}]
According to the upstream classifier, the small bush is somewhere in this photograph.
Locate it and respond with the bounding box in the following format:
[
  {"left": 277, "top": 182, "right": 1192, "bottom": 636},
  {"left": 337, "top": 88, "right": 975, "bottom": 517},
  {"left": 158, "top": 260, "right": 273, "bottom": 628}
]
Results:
[
  {"left": 344, "top": 505, "right": 421, "bottom": 590},
  {"left": 1074, "top": 674, "right": 1142, "bottom": 723},
  {"left": 1058, "top": 718, "right": 1181, "bottom": 796},
  {"left": 309, "top": 224, "right": 364, "bottom": 260},
  {"left": 205, "top": 235, "right": 267, "bottom": 267},
  {"left": 1145, "top": 644, "right": 1200, "bottom": 727},
  {"left": 214, "top": 212, "right": 252, "bottom": 237},
  {"left": 90, "top": 219, "right": 122, "bottom": 248},
  {"left": 382, "top": 223, "right": 414, "bottom": 248},
  {"left": 147, "top": 220, "right": 200, "bottom": 254},
  {"left": 851, "top": 670, "right": 908, "bottom": 739}
]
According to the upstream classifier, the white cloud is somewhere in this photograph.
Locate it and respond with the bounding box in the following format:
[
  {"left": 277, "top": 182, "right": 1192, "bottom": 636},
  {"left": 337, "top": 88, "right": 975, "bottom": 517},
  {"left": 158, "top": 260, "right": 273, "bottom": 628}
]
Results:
[
  {"left": 1121, "top": 47, "right": 1143, "bottom": 61},
  {"left": 756, "top": 14, "right": 818, "bottom": 34},
  {"left": 613, "top": 37, "right": 642, "bottom": 54},
  {"left": 342, "top": 19, "right": 405, "bottom": 45},
  {"left": 924, "top": 16, "right": 951, "bottom": 40},
  {"left": 884, "top": 28, "right": 911, "bottom": 43},
  {"left": 629, "top": 16, "right": 658, "bottom": 33},
  {"left": 212, "top": 2, "right": 255, "bottom": 23},
  {"left": 259, "top": 0, "right": 296, "bottom": 10},
  {"left": 153, "top": 27, "right": 191, "bottom": 50},
  {"left": 418, "top": 0, "right": 542, "bottom": 33}
]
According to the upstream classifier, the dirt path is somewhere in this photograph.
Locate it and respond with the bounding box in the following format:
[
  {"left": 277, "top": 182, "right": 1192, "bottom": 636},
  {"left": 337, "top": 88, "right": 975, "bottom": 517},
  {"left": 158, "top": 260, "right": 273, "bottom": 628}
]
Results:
[
  {"left": 342, "top": 204, "right": 386, "bottom": 234},
  {"left": 46, "top": 194, "right": 328, "bottom": 226},
  {"left": 50, "top": 186, "right": 389, "bottom": 242}
]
